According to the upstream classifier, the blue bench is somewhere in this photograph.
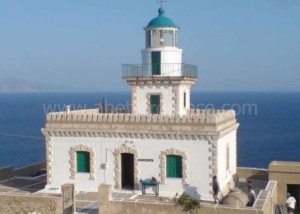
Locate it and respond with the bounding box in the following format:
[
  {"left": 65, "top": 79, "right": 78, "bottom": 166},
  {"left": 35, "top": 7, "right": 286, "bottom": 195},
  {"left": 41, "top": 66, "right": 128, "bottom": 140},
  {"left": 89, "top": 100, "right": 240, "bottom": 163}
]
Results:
[{"left": 140, "top": 178, "right": 159, "bottom": 196}]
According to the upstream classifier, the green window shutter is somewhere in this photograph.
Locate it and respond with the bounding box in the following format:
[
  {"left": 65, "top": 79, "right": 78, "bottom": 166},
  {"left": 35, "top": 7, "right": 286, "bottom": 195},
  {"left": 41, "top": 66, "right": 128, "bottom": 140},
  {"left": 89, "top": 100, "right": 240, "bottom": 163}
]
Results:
[
  {"left": 77, "top": 151, "right": 90, "bottom": 173},
  {"left": 150, "top": 95, "right": 160, "bottom": 114},
  {"left": 166, "top": 155, "right": 182, "bottom": 178}
]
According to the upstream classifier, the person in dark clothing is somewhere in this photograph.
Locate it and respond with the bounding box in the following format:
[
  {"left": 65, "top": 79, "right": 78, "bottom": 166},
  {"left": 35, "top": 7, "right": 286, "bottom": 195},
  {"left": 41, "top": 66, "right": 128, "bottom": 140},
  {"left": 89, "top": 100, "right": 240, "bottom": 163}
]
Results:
[{"left": 212, "top": 175, "right": 220, "bottom": 204}]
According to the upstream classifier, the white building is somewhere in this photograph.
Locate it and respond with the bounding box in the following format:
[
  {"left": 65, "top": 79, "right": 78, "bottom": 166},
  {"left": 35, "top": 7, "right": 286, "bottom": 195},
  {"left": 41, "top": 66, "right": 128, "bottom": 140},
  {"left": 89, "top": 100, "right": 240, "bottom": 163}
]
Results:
[{"left": 42, "top": 7, "right": 239, "bottom": 201}]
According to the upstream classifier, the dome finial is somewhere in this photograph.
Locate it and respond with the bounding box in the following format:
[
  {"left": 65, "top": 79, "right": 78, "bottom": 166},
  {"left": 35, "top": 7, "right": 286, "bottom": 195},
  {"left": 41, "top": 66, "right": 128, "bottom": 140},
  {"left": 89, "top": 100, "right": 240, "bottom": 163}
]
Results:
[
  {"left": 158, "top": 7, "right": 165, "bottom": 16},
  {"left": 147, "top": 0, "right": 177, "bottom": 28},
  {"left": 156, "top": 0, "right": 167, "bottom": 8}
]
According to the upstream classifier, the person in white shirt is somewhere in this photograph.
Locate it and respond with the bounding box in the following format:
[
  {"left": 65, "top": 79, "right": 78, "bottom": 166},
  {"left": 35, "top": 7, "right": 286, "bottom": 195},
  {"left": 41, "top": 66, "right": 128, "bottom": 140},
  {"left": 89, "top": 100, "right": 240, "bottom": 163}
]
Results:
[
  {"left": 285, "top": 193, "right": 297, "bottom": 214},
  {"left": 248, "top": 185, "right": 256, "bottom": 207}
]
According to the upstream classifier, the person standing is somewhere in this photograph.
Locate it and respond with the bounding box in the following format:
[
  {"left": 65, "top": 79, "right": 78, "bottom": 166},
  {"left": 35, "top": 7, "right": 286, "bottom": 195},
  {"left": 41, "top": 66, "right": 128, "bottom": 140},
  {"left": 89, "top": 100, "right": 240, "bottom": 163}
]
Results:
[
  {"left": 285, "top": 193, "right": 296, "bottom": 214},
  {"left": 248, "top": 185, "right": 256, "bottom": 206},
  {"left": 212, "top": 175, "right": 220, "bottom": 204}
]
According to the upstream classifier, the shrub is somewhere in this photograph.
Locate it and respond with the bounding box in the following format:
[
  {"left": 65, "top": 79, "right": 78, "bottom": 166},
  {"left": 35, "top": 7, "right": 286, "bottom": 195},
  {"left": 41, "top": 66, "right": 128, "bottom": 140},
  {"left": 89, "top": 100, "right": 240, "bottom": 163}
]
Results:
[{"left": 178, "top": 192, "right": 200, "bottom": 211}]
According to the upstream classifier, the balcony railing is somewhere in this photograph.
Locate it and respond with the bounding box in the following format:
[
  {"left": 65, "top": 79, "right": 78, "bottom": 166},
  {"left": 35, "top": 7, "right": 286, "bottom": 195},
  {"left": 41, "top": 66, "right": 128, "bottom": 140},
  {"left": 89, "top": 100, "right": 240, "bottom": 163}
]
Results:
[{"left": 122, "top": 63, "right": 198, "bottom": 78}]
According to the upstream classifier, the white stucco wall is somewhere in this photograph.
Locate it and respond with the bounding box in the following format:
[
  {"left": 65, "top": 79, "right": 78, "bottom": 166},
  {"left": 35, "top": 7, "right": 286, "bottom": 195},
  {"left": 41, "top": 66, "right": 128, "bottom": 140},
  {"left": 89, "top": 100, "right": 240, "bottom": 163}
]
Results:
[
  {"left": 141, "top": 47, "right": 183, "bottom": 76},
  {"left": 216, "top": 130, "right": 237, "bottom": 191},
  {"left": 177, "top": 84, "right": 191, "bottom": 115},
  {"left": 49, "top": 136, "right": 212, "bottom": 200},
  {"left": 134, "top": 84, "right": 193, "bottom": 116}
]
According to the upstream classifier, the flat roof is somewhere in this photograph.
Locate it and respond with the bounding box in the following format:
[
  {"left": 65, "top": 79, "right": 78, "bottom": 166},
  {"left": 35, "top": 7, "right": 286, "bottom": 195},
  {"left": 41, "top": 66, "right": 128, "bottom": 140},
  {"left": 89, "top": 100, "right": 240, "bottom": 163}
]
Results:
[{"left": 269, "top": 161, "right": 300, "bottom": 173}]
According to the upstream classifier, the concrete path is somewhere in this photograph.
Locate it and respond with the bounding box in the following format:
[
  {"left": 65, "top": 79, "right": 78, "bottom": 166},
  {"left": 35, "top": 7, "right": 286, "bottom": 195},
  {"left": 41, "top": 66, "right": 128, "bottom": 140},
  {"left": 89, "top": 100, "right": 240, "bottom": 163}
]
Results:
[{"left": 76, "top": 192, "right": 99, "bottom": 214}]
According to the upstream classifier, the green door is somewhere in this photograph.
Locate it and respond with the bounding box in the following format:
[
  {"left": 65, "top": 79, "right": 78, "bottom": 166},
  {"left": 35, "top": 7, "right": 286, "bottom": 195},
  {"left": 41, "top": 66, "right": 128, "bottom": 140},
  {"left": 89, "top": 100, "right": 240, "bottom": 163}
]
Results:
[
  {"left": 151, "top": 51, "right": 161, "bottom": 75},
  {"left": 150, "top": 95, "right": 160, "bottom": 114}
]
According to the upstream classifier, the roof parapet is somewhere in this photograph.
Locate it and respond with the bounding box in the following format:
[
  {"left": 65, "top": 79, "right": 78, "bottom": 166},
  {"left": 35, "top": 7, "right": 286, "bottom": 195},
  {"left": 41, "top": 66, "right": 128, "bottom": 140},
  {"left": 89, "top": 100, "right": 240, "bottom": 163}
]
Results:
[{"left": 46, "top": 108, "right": 236, "bottom": 125}]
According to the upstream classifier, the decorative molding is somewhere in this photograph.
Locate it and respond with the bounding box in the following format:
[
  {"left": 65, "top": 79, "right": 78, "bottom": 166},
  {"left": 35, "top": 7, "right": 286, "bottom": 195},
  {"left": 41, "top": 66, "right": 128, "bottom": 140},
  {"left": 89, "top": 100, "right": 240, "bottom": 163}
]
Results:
[
  {"left": 131, "top": 85, "right": 137, "bottom": 114},
  {"left": 69, "top": 145, "right": 96, "bottom": 180},
  {"left": 43, "top": 122, "right": 239, "bottom": 142},
  {"left": 210, "top": 140, "right": 218, "bottom": 177},
  {"left": 172, "top": 86, "right": 180, "bottom": 114},
  {"left": 124, "top": 76, "right": 197, "bottom": 87},
  {"left": 45, "top": 136, "right": 53, "bottom": 184},
  {"left": 46, "top": 110, "right": 237, "bottom": 125},
  {"left": 187, "top": 86, "right": 191, "bottom": 111},
  {"left": 114, "top": 144, "right": 139, "bottom": 189},
  {"left": 163, "top": 84, "right": 169, "bottom": 89},
  {"left": 160, "top": 93, "right": 164, "bottom": 114},
  {"left": 159, "top": 148, "right": 188, "bottom": 185},
  {"left": 44, "top": 111, "right": 239, "bottom": 142},
  {"left": 146, "top": 94, "right": 151, "bottom": 115},
  {"left": 43, "top": 131, "right": 222, "bottom": 143}
]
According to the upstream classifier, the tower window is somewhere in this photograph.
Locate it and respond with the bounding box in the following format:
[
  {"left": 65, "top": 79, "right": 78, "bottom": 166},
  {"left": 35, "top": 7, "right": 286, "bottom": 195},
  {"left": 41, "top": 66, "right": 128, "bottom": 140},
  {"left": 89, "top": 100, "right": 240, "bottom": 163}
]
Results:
[
  {"left": 146, "top": 31, "right": 151, "bottom": 48},
  {"left": 150, "top": 95, "right": 160, "bottom": 114},
  {"left": 166, "top": 155, "right": 182, "bottom": 178},
  {"left": 77, "top": 151, "right": 90, "bottom": 173},
  {"left": 226, "top": 145, "right": 230, "bottom": 171},
  {"left": 164, "top": 30, "right": 175, "bottom": 47},
  {"left": 184, "top": 92, "right": 186, "bottom": 108},
  {"left": 151, "top": 30, "right": 160, "bottom": 47},
  {"left": 159, "top": 30, "right": 164, "bottom": 46}
]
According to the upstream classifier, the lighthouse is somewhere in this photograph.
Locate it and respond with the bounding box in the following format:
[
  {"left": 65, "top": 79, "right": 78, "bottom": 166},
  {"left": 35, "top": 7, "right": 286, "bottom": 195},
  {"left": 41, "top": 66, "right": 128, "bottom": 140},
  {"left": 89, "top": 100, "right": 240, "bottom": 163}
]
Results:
[
  {"left": 43, "top": 5, "right": 239, "bottom": 202},
  {"left": 123, "top": 7, "right": 198, "bottom": 116}
]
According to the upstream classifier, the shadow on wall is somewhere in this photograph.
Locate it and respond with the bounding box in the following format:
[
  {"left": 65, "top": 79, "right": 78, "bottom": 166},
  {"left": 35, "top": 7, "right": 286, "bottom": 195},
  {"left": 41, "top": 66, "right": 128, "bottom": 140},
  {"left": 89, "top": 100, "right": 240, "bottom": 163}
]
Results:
[
  {"left": 233, "top": 173, "right": 239, "bottom": 184},
  {"left": 237, "top": 167, "right": 269, "bottom": 181},
  {"left": 184, "top": 185, "right": 201, "bottom": 200},
  {"left": 248, "top": 171, "right": 268, "bottom": 181}
]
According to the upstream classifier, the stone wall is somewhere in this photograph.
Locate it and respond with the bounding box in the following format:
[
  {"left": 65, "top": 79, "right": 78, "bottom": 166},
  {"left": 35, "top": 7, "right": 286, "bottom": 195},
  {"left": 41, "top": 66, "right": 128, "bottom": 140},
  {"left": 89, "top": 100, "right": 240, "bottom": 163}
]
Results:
[
  {"left": 14, "top": 162, "right": 46, "bottom": 177},
  {"left": 0, "top": 194, "right": 62, "bottom": 214},
  {"left": 99, "top": 184, "right": 276, "bottom": 214},
  {"left": 269, "top": 161, "right": 300, "bottom": 205},
  {"left": 0, "top": 162, "right": 45, "bottom": 181},
  {"left": 100, "top": 200, "right": 262, "bottom": 214}
]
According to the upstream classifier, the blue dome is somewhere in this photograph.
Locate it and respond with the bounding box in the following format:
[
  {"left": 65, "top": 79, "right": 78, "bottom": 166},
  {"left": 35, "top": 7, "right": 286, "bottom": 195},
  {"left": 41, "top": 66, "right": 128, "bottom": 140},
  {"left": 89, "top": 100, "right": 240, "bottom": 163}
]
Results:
[{"left": 147, "top": 8, "right": 177, "bottom": 28}]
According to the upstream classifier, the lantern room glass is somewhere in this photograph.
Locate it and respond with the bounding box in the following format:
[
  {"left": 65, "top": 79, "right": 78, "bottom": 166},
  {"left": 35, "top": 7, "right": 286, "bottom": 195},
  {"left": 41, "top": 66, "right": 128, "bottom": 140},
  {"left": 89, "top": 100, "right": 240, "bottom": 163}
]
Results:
[{"left": 145, "top": 29, "right": 178, "bottom": 48}]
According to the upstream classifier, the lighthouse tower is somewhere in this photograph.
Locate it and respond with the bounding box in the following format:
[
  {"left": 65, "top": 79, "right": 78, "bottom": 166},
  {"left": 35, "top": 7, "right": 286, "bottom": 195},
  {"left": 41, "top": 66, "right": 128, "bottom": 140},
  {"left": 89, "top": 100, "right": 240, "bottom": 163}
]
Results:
[{"left": 123, "top": 7, "right": 198, "bottom": 116}]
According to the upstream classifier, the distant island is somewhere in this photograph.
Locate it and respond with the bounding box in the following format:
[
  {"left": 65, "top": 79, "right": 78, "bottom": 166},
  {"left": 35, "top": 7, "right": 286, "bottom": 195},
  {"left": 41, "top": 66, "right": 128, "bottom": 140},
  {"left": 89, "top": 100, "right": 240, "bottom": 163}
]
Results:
[{"left": 0, "top": 78, "right": 67, "bottom": 92}]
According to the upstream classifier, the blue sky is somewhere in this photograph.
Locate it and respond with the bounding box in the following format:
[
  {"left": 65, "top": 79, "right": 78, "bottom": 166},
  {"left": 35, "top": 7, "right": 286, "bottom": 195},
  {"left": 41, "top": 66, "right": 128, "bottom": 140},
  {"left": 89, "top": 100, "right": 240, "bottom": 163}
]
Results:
[{"left": 0, "top": 0, "right": 299, "bottom": 92}]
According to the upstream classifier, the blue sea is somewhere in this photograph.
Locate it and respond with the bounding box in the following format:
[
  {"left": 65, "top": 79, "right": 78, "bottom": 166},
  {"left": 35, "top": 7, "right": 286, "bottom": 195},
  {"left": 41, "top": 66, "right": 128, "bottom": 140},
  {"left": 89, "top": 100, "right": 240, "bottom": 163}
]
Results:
[{"left": 0, "top": 92, "right": 299, "bottom": 169}]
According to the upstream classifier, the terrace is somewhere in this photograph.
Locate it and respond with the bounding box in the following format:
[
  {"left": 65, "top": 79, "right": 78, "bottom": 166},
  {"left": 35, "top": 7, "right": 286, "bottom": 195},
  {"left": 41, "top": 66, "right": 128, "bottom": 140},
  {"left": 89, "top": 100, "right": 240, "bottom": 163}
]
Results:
[{"left": 0, "top": 160, "right": 279, "bottom": 214}]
